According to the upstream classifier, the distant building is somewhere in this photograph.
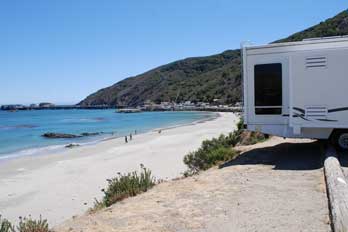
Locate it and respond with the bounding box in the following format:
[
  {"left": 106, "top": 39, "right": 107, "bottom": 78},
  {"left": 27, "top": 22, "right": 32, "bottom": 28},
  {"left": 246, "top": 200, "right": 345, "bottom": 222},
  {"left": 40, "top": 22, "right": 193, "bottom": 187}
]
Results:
[
  {"left": 160, "top": 101, "right": 170, "bottom": 106},
  {"left": 160, "top": 102, "right": 173, "bottom": 110},
  {"left": 197, "top": 102, "right": 210, "bottom": 107},
  {"left": 39, "top": 102, "right": 55, "bottom": 108},
  {"left": 30, "top": 104, "right": 38, "bottom": 108},
  {"left": 1, "top": 104, "right": 25, "bottom": 110},
  {"left": 234, "top": 102, "right": 243, "bottom": 107},
  {"left": 144, "top": 100, "right": 154, "bottom": 106},
  {"left": 183, "top": 101, "right": 194, "bottom": 106}
]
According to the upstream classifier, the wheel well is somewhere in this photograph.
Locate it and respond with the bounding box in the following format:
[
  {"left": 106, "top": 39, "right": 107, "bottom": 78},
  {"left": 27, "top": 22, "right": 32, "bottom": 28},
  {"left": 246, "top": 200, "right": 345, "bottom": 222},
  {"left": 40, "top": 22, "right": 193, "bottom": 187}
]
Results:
[
  {"left": 329, "top": 129, "right": 348, "bottom": 144},
  {"left": 330, "top": 129, "right": 348, "bottom": 150},
  {"left": 330, "top": 129, "right": 348, "bottom": 139}
]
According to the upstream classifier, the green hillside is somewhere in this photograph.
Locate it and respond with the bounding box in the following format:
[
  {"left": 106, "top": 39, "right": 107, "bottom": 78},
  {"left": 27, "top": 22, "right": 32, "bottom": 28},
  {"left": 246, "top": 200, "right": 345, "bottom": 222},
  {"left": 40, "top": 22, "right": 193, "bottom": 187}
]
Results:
[
  {"left": 79, "top": 10, "right": 348, "bottom": 107},
  {"left": 275, "top": 10, "right": 348, "bottom": 43}
]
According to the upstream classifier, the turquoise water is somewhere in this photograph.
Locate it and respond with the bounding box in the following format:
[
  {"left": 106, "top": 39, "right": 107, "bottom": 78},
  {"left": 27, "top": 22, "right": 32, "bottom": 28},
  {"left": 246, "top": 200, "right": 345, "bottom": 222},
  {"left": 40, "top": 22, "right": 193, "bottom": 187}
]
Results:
[{"left": 0, "top": 110, "right": 215, "bottom": 159}]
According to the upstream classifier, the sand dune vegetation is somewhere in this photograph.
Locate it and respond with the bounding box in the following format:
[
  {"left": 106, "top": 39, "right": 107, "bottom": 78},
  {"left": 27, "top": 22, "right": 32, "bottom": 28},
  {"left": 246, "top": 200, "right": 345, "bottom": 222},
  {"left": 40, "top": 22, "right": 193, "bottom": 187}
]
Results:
[
  {"left": 90, "top": 164, "right": 156, "bottom": 212},
  {"left": 0, "top": 215, "right": 51, "bottom": 232}
]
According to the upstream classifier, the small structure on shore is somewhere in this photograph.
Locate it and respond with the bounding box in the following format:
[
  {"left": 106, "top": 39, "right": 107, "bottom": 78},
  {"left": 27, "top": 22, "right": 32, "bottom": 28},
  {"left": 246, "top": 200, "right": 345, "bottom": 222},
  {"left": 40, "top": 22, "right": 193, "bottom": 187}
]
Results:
[
  {"left": 39, "top": 102, "right": 55, "bottom": 108},
  {"left": 0, "top": 104, "right": 26, "bottom": 111},
  {"left": 117, "top": 108, "right": 142, "bottom": 113}
]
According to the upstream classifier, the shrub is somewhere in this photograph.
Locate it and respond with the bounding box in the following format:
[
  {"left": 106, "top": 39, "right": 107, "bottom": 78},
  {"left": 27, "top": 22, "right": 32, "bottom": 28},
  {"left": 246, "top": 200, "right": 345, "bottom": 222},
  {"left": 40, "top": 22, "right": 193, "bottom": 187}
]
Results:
[
  {"left": 183, "top": 118, "right": 267, "bottom": 174},
  {"left": 17, "top": 216, "right": 50, "bottom": 232},
  {"left": 89, "top": 198, "right": 106, "bottom": 214},
  {"left": 183, "top": 134, "right": 239, "bottom": 173},
  {"left": 237, "top": 118, "right": 244, "bottom": 131},
  {"left": 0, "top": 216, "right": 50, "bottom": 232},
  {"left": 0, "top": 216, "right": 14, "bottom": 232},
  {"left": 235, "top": 118, "right": 268, "bottom": 145},
  {"left": 238, "top": 131, "right": 267, "bottom": 146},
  {"left": 92, "top": 164, "right": 156, "bottom": 210}
]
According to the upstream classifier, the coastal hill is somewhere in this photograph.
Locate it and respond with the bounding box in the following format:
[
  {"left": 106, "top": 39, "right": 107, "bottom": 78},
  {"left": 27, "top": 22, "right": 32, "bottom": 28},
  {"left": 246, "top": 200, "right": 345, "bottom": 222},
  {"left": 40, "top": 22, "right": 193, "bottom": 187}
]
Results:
[
  {"left": 79, "top": 10, "right": 348, "bottom": 107},
  {"left": 79, "top": 50, "right": 242, "bottom": 107}
]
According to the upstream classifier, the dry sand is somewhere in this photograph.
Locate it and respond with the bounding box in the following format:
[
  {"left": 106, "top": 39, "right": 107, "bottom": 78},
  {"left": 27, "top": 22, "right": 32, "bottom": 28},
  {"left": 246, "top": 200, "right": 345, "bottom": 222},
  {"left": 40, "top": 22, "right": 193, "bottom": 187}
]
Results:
[
  {"left": 56, "top": 137, "right": 330, "bottom": 232},
  {"left": 0, "top": 112, "right": 238, "bottom": 226}
]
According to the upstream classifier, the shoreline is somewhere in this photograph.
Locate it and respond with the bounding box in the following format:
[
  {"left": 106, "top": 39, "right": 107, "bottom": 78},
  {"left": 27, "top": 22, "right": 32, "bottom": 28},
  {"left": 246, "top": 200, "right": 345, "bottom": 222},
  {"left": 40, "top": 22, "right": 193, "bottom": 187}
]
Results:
[
  {"left": 0, "top": 112, "right": 237, "bottom": 226},
  {"left": 151, "top": 111, "right": 220, "bottom": 132},
  {"left": 0, "top": 111, "right": 219, "bottom": 163}
]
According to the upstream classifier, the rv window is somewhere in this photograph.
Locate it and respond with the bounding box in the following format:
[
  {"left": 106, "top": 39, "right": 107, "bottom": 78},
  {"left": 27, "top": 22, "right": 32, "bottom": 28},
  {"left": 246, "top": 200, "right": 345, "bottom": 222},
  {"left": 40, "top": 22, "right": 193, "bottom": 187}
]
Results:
[{"left": 254, "top": 63, "right": 282, "bottom": 115}]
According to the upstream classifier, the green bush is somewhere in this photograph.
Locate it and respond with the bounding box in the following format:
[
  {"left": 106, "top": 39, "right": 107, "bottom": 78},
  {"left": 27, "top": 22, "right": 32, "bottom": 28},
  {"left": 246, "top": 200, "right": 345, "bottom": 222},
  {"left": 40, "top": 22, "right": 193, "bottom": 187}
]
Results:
[
  {"left": 237, "top": 118, "right": 244, "bottom": 131},
  {"left": 17, "top": 216, "right": 50, "bottom": 232},
  {"left": 183, "top": 118, "right": 268, "bottom": 174},
  {"left": 89, "top": 198, "right": 106, "bottom": 213},
  {"left": 93, "top": 164, "right": 156, "bottom": 209},
  {"left": 0, "top": 216, "right": 50, "bottom": 232},
  {"left": 183, "top": 134, "right": 240, "bottom": 173},
  {"left": 0, "top": 216, "right": 14, "bottom": 232}
]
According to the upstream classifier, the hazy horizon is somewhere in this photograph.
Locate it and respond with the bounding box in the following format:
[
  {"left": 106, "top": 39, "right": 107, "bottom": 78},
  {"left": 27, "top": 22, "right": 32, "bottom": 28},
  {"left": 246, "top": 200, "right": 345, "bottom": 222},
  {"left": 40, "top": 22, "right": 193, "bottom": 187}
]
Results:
[{"left": 1, "top": 0, "right": 347, "bottom": 105}]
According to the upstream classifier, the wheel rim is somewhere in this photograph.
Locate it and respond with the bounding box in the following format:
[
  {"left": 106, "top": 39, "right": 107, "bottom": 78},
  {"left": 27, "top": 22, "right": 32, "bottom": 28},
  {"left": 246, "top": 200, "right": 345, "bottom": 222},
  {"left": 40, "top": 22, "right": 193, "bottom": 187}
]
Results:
[{"left": 338, "top": 133, "right": 348, "bottom": 149}]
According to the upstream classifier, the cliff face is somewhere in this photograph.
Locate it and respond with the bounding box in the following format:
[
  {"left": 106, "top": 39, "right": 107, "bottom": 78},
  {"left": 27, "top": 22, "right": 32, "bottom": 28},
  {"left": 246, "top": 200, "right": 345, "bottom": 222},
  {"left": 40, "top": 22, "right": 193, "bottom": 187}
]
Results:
[{"left": 79, "top": 10, "right": 348, "bottom": 107}]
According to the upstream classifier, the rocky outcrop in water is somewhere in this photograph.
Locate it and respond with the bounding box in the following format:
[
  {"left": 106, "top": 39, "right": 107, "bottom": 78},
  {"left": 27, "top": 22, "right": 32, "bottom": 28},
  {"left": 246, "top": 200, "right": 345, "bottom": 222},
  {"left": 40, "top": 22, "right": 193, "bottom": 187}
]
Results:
[
  {"left": 80, "top": 132, "right": 101, "bottom": 136},
  {"left": 42, "top": 133, "right": 82, "bottom": 139},
  {"left": 65, "top": 143, "right": 80, "bottom": 148},
  {"left": 42, "top": 132, "right": 103, "bottom": 139}
]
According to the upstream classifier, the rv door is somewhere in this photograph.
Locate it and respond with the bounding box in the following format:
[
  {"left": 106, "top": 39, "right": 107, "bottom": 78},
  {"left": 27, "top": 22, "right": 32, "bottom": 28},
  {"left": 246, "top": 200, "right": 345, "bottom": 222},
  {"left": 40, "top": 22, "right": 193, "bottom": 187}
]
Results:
[{"left": 246, "top": 55, "right": 289, "bottom": 125}]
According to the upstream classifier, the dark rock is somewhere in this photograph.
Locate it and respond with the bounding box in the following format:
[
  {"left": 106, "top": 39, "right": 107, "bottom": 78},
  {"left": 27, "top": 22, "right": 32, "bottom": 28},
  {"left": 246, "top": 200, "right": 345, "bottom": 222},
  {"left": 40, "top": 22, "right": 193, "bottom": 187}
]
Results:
[
  {"left": 80, "top": 132, "right": 101, "bottom": 136},
  {"left": 65, "top": 143, "right": 80, "bottom": 148},
  {"left": 15, "top": 124, "right": 38, "bottom": 129},
  {"left": 92, "top": 117, "right": 106, "bottom": 121},
  {"left": 42, "top": 132, "right": 103, "bottom": 139},
  {"left": 42, "top": 133, "right": 82, "bottom": 139}
]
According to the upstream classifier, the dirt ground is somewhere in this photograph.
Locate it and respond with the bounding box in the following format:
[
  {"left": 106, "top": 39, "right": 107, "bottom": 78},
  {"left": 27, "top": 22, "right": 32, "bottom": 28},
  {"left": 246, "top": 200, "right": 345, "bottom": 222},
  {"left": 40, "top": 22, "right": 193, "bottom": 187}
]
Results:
[{"left": 55, "top": 137, "right": 330, "bottom": 232}]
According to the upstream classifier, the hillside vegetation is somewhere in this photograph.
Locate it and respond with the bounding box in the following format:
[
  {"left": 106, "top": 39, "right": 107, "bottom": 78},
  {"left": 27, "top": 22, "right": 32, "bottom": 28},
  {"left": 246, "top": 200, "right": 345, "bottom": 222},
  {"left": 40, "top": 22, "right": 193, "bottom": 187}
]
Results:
[
  {"left": 79, "top": 50, "right": 242, "bottom": 107},
  {"left": 275, "top": 10, "right": 348, "bottom": 43},
  {"left": 79, "top": 10, "right": 348, "bottom": 107}
]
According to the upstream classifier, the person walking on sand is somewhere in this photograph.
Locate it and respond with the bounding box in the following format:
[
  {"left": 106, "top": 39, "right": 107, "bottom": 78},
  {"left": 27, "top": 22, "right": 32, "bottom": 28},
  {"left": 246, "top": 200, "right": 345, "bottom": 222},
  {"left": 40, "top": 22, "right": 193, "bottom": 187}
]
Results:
[
  {"left": 130, "top": 133, "right": 132, "bottom": 141},
  {"left": 135, "top": 130, "right": 137, "bottom": 135},
  {"left": 125, "top": 136, "right": 128, "bottom": 143}
]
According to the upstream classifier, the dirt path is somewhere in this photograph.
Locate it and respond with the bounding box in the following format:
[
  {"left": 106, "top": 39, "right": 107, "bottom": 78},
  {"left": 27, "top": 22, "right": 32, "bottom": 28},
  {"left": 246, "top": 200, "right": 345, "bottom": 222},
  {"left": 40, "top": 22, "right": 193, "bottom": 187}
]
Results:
[{"left": 55, "top": 137, "right": 330, "bottom": 232}]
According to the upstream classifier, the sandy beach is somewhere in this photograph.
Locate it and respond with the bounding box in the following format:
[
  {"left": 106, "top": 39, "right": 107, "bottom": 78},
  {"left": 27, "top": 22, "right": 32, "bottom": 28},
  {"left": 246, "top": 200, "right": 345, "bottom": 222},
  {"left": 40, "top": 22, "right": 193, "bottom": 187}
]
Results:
[{"left": 0, "top": 112, "right": 238, "bottom": 226}]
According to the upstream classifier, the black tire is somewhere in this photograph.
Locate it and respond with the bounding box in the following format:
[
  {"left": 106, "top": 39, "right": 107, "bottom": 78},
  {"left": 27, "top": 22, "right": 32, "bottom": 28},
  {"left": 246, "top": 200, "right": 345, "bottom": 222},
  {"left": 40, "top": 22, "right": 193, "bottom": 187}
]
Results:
[{"left": 330, "top": 130, "right": 348, "bottom": 151}]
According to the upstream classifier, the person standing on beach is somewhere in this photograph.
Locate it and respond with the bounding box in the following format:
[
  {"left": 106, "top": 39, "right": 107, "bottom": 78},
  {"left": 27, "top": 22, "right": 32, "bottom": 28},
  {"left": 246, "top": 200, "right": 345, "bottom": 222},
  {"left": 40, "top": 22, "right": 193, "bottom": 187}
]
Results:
[
  {"left": 130, "top": 133, "right": 132, "bottom": 141},
  {"left": 125, "top": 136, "right": 128, "bottom": 143}
]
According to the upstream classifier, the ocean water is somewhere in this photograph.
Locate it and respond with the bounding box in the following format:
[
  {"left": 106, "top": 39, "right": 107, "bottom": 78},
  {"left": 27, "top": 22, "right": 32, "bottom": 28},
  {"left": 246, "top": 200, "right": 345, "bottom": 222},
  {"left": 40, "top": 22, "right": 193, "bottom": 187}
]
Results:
[{"left": 0, "top": 110, "right": 215, "bottom": 160}]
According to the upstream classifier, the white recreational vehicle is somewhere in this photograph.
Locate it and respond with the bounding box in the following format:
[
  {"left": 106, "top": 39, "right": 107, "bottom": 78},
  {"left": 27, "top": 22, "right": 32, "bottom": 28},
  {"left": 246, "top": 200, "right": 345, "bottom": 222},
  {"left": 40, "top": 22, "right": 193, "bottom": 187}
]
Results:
[{"left": 242, "top": 36, "right": 348, "bottom": 150}]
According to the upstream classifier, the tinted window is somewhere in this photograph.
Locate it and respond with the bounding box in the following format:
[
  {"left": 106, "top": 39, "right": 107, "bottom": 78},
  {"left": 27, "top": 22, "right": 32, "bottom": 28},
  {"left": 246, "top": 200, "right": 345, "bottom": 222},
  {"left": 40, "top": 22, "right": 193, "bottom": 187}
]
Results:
[{"left": 254, "top": 63, "right": 282, "bottom": 115}]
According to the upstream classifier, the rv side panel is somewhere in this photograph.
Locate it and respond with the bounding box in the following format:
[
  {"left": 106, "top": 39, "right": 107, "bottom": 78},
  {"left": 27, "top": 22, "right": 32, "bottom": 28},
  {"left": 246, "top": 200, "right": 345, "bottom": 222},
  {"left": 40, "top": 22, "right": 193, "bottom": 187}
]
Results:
[{"left": 291, "top": 47, "right": 348, "bottom": 129}]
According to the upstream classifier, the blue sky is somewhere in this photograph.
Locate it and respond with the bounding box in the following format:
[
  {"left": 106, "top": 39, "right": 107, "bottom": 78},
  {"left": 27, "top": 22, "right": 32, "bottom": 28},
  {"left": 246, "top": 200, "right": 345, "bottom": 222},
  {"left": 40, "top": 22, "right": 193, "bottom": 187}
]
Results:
[{"left": 0, "top": 0, "right": 347, "bottom": 105}]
